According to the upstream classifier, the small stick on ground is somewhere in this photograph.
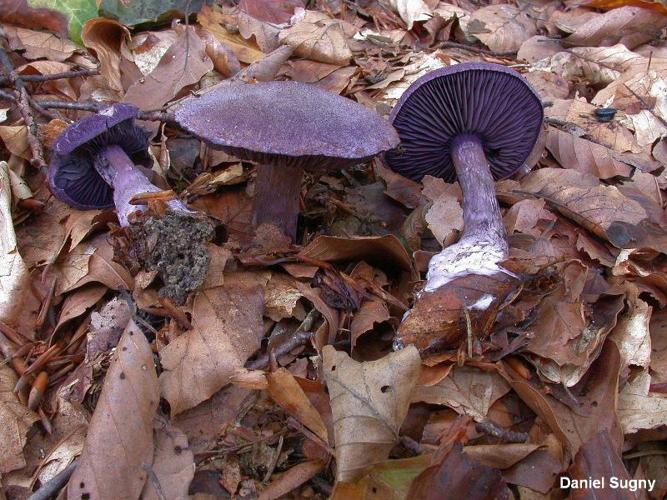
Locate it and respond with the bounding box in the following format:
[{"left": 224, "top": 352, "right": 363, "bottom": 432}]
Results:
[
  {"left": 0, "top": 68, "right": 98, "bottom": 86},
  {"left": 475, "top": 420, "right": 528, "bottom": 443},
  {"left": 27, "top": 459, "right": 78, "bottom": 500}
]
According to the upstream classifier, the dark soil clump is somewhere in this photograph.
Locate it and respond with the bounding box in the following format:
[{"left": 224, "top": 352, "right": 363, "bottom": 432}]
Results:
[{"left": 124, "top": 210, "right": 214, "bottom": 304}]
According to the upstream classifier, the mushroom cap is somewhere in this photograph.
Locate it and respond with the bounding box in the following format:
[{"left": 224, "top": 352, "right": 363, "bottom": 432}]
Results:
[
  {"left": 48, "top": 103, "right": 152, "bottom": 210},
  {"left": 384, "top": 62, "right": 543, "bottom": 182},
  {"left": 174, "top": 81, "right": 399, "bottom": 172}
]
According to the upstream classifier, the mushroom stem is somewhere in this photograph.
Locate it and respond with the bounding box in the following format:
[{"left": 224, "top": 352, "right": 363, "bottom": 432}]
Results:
[
  {"left": 95, "top": 145, "right": 189, "bottom": 226},
  {"left": 252, "top": 163, "right": 304, "bottom": 240},
  {"left": 423, "top": 134, "right": 510, "bottom": 292},
  {"left": 450, "top": 134, "right": 507, "bottom": 250}
]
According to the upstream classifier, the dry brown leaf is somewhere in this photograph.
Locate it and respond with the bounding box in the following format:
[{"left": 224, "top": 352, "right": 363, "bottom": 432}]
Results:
[
  {"left": 0, "top": 162, "right": 31, "bottom": 330},
  {"left": 159, "top": 272, "right": 265, "bottom": 415},
  {"left": 322, "top": 345, "right": 421, "bottom": 482},
  {"left": 239, "top": 0, "right": 302, "bottom": 23},
  {"left": 53, "top": 284, "right": 107, "bottom": 335},
  {"left": 562, "top": 7, "right": 667, "bottom": 49},
  {"left": 57, "top": 234, "right": 134, "bottom": 295},
  {"left": 258, "top": 460, "right": 326, "bottom": 500},
  {"left": 0, "top": 126, "right": 30, "bottom": 160},
  {"left": 386, "top": 0, "right": 432, "bottom": 30},
  {"left": 546, "top": 128, "right": 633, "bottom": 179},
  {"left": 124, "top": 27, "right": 213, "bottom": 112},
  {"left": 609, "top": 292, "right": 652, "bottom": 369},
  {"left": 267, "top": 368, "right": 329, "bottom": 443},
  {"left": 198, "top": 4, "right": 265, "bottom": 64},
  {"left": 279, "top": 10, "right": 352, "bottom": 65},
  {"left": 3, "top": 25, "right": 78, "bottom": 61},
  {"left": 81, "top": 17, "right": 131, "bottom": 93},
  {"left": 86, "top": 297, "right": 133, "bottom": 360},
  {"left": 68, "top": 320, "right": 159, "bottom": 500},
  {"left": 350, "top": 299, "right": 390, "bottom": 348},
  {"left": 198, "top": 28, "right": 242, "bottom": 77},
  {"left": 413, "top": 366, "right": 510, "bottom": 421},
  {"left": 424, "top": 193, "right": 463, "bottom": 246},
  {"left": 142, "top": 419, "right": 195, "bottom": 500},
  {"left": 0, "top": 365, "right": 38, "bottom": 474},
  {"left": 517, "top": 35, "right": 563, "bottom": 63},
  {"left": 264, "top": 273, "right": 303, "bottom": 321},
  {"left": 503, "top": 198, "right": 555, "bottom": 236},
  {"left": 464, "top": 4, "right": 537, "bottom": 53}
]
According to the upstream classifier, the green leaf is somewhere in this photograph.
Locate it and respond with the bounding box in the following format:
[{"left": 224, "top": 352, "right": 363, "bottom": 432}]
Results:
[
  {"left": 99, "top": 0, "right": 204, "bottom": 28},
  {"left": 28, "top": 0, "right": 98, "bottom": 44}
]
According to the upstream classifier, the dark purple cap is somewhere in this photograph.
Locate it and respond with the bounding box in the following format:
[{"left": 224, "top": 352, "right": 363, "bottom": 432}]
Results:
[
  {"left": 384, "top": 62, "right": 543, "bottom": 182},
  {"left": 174, "top": 81, "right": 399, "bottom": 172},
  {"left": 48, "top": 103, "right": 152, "bottom": 210}
]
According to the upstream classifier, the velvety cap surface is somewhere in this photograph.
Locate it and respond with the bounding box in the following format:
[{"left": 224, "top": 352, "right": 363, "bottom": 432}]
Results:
[
  {"left": 175, "top": 81, "right": 399, "bottom": 172},
  {"left": 384, "top": 62, "right": 543, "bottom": 182},
  {"left": 49, "top": 103, "right": 151, "bottom": 209}
]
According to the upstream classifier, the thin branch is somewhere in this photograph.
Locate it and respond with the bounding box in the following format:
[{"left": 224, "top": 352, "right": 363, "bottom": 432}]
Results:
[
  {"left": 0, "top": 44, "right": 46, "bottom": 169},
  {"left": 27, "top": 460, "right": 78, "bottom": 500},
  {"left": 438, "top": 40, "right": 517, "bottom": 58},
  {"left": 0, "top": 68, "right": 98, "bottom": 86}
]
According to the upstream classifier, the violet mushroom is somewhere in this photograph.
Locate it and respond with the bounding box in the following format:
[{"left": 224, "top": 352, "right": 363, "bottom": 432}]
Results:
[
  {"left": 384, "top": 62, "right": 543, "bottom": 292},
  {"left": 174, "top": 81, "right": 399, "bottom": 240},
  {"left": 49, "top": 103, "right": 213, "bottom": 304}
]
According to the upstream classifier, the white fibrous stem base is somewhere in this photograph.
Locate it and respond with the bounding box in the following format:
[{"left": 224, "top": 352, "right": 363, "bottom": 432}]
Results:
[{"left": 423, "top": 236, "right": 513, "bottom": 294}]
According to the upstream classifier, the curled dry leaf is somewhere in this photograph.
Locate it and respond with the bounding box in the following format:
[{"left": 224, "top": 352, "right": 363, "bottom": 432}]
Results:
[
  {"left": 0, "top": 365, "right": 38, "bottom": 474},
  {"left": 159, "top": 272, "right": 265, "bottom": 415},
  {"left": 464, "top": 4, "right": 537, "bottom": 53},
  {"left": 67, "top": 319, "right": 159, "bottom": 500},
  {"left": 124, "top": 27, "right": 214, "bottom": 112},
  {"left": 0, "top": 162, "right": 31, "bottom": 330},
  {"left": 81, "top": 17, "right": 131, "bottom": 93},
  {"left": 618, "top": 370, "right": 667, "bottom": 434},
  {"left": 198, "top": 4, "right": 265, "bottom": 64},
  {"left": 350, "top": 299, "right": 390, "bottom": 348},
  {"left": 322, "top": 345, "right": 421, "bottom": 482},
  {"left": 278, "top": 10, "right": 352, "bottom": 65},
  {"left": 267, "top": 368, "right": 329, "bottom": 443},
  {"left": 424, "top": 194, "right": 463, "bottom": 247},
  {"left": 3, "top": 25, "right": 78, "bottom": 62}
]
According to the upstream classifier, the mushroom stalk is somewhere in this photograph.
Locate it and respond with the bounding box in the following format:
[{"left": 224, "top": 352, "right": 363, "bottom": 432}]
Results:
[
  {"left": 451, "top": 134, "right": 507, "bottom": 248},
  {"left": 424, "top": 134, "right": 510, "bottom": 292},
  {"left": 94, "top": 145, "right": 189, "bottom": 226},
  {"left": 252, "top": 163, "right": 304, "bottom": 240}
]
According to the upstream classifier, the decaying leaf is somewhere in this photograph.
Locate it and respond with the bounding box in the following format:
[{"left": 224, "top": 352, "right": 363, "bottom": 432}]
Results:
[
  {"left": 278, "top": 10, "right": 352, "bottom": 65},
  {"left": 464, "top": 5, "right": 537, "bottom": 53},
  {"left": 323, "top": 345, "right": 421, "bottom": 482},
  {"left": 68, "top": 320, "right": 159, "bottom": 499},
  {"left": 159, "top": 273, "right": 265, "bottom": 415}
]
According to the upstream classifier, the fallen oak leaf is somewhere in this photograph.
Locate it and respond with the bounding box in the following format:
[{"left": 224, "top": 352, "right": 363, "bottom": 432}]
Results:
[
  {"left": 67, "top": 319, "right": 159, "bottom": 500},
  {"left": 322, "top": 345, "right": 421, "bottom": 482},
  {"left": 159, "top": 272, "right": 265, "bottom": 415}
]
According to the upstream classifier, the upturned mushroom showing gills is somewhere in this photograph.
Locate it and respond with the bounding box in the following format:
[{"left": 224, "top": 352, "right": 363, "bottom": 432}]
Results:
[
  {"left": 174, "top": 81, "right": 399, "bottom": 240},
  {"left": 49, "top": 103, "right": 213, "bottom": 304},
  {"left": 384, "top": 62, "right": 543, "bottom": 293}
]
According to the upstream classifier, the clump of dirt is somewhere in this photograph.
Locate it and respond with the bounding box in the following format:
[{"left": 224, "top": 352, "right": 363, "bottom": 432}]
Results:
[{"left": 123, "top": 210, "right": 214, "bottom": 304}]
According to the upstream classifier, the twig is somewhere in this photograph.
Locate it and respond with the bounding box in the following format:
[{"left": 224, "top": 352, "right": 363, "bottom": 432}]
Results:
[
  {"left": 246, "top": 330, "right": 314, "bottom": 370},
  {"left": 475, "top": 420, "right": 528, "bottom": 443},
  {"left": 0, "top": 44, "right": 46, "bottom": 169},
  {"left": 438, "top": 41, "right": 517, "bottom": 58},
  {"left": 0, "top": 68, "right": 98, "bottom": 86},
  {"left": 27, "top": 460, "right": 78, "bottom": 500}
]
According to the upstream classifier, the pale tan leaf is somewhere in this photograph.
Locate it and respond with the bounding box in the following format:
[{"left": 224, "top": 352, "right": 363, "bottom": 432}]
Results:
[
  {"left": 3, "top": 25, "right": 78, "bottom": 61},
  {"left": 264, "top": 273, "right": 303, "bottom": 322},
  {"left": 159, "top": 272, "right": 265, "bottom": 415},
  {"left": 198, "top": 4, "right": 265, "bottom": 64},
  {"left": 386, "top": 0, "right": 432, "bottom": 30},
  {"left": 464, "top": 4, "right": 537, "bottom": 53},
  {"left": 562, "top": 7, "right": 667, "bottom": 49},
  {"left": 609, "top": 294, "right": 652, "bottom": 369},
  {"left": 546, "top": 128, "right": 633, "bottom": 179},
  {"left": 322, "top": 345, "right": 421, "bottom": 482},
  {"left": 424, "top": 194, "right": 463, "bottom": 246},
  {"left": 0, "top": 162, "right": 30, "bottom": 329},
  {"left": 0, "top": 126, "right": 31, "bottom": 160},
  {"left": 618, "top": 372, "right": 667, "bottom": 434},
  {"left": 267, "top": 368, "right": 329, "bottom": 443},
  {"left": 412, "top": 365, "right": 510, "bottom": 421},
  {"left": 68, "top": 320, "right": 159, "bottom": 500},
  {"left": 517, "top": 35, "right": 562, "bottom": 63},
  {"left": 0, "top": 365, "right": 38, "bottom": 473},
  {"left": 627, "top": 110, "right": 667, "bottom": 148},
  {"left": 279, "top": 11, "right": 352, "bottom": 65}
]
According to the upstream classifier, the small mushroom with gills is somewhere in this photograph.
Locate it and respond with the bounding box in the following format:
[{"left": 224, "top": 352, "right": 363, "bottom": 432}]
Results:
[
  {"left": 174, "top": 81, "right": 400, "bottom": 240},
  {"left": 48, "top": 103, "right": 213, "bottom": 304},
  {"left": 384, "top": 62, "right": 543, "bottom": 349}
]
